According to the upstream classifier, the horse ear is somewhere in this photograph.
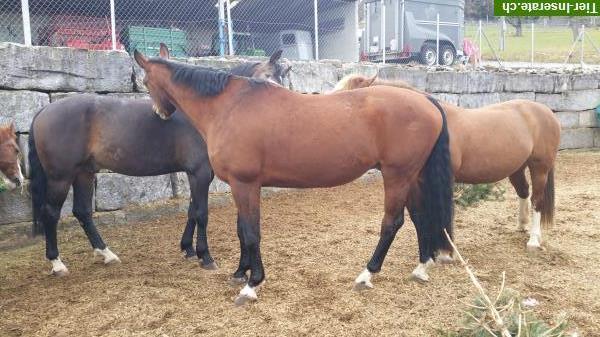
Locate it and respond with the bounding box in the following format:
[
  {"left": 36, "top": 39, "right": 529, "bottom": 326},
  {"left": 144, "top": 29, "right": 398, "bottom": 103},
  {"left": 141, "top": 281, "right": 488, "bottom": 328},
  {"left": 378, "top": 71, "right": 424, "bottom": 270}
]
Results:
[
  {"left": 9, "top": 122, "right": 15, "bottom": 134},
  {"left": 133, "top": 49, "right": 148, "bottom": 68},
  {"left": 159, "top": 43, "right": 170, "bottom": 59},
  {"left": 270, "top": 50, "right": 283, "bottom": 64}
]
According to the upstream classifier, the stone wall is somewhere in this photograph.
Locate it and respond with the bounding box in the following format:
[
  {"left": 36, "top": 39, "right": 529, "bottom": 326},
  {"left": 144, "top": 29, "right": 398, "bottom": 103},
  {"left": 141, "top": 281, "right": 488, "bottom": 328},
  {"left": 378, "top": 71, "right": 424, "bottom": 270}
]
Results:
[{"left": 0, "top": 42, "right": 599, "bottom": 227}]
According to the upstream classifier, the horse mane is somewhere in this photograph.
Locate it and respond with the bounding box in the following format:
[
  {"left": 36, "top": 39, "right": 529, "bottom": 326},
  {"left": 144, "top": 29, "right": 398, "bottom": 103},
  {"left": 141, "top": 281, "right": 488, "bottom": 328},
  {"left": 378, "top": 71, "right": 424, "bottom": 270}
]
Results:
[
  {"left": 151, "top": 58, "right": 271, "bottom": 97},
  {"left": 230, "top": 62, "right": 259, "bottom": 77},
  {"left": 335, "top": 74, "right": 425, "bottom": 94}
]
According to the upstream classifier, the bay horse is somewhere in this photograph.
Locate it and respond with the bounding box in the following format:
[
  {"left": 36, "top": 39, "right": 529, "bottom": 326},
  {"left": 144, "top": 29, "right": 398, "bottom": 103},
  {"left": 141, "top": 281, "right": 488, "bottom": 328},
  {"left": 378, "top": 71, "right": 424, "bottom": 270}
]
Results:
[
  {"left": 29, "top": 51, "right": 291, "bottom": 277},
  {"left": 0, "top": 123, "right": 24, "bottom": 190},
  {"left": 334, "top": 74, "right": 560, "bottom": 281},
  {"left": 134, "top": 44, "right": 454, "bottom": 305}
]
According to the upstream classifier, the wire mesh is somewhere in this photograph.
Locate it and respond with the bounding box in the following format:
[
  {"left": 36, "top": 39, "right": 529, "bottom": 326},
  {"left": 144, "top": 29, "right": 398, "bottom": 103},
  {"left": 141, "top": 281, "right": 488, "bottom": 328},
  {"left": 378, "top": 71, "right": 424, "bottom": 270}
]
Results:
[
  {"left": 0, "top": 0, "right": 24, "bottom": 44},
  {"left": 28, "top": 0, "right": 112, "bottom": 49}
]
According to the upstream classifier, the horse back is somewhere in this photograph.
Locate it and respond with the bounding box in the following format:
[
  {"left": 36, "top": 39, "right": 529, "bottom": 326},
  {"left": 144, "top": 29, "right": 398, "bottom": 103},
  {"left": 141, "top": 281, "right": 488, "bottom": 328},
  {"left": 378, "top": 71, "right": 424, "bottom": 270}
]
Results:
[{"left": 33, "top": 94, "right": 208, "bottom": 177}]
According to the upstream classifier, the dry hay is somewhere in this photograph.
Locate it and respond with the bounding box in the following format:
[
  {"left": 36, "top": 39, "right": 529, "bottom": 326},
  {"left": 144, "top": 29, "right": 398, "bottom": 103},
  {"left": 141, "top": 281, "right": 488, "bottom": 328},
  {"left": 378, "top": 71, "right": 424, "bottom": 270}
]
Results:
[{"left": 0, "top": 150, "right": 599, "bottom": 336}]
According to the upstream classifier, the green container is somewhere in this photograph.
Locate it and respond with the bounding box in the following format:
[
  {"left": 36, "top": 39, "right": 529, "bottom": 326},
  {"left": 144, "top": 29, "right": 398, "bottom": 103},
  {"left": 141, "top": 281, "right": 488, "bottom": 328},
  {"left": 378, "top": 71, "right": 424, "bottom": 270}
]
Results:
[{"left": 126, "top": 26, "right": 188, "bottom": 57}]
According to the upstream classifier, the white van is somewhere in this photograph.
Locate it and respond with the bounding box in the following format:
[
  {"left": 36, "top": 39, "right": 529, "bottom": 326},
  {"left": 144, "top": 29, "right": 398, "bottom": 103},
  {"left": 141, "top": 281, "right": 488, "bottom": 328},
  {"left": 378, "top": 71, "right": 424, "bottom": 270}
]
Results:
[{"left": 279, "top": 30, "right": 314, "bottom": 60}]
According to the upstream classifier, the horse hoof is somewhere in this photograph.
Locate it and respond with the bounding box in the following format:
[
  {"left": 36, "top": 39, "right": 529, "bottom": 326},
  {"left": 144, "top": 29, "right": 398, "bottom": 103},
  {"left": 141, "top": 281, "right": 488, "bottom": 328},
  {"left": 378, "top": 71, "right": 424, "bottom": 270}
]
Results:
[
  {"left": 436, "top": 254, "right": 454, "bottom": 264},
  {"left": 352, "top": 281, "right": 373, "bottom": 292},
  {"left": 234, "top": 294, "right": 256, "bottom": 306},
  {"left": 104, "top": 256, "right": 121, "bottom": 265},
  {"left": 52, "top": 269, "right": 69, "bottom": 277},
  {"left": 526, "top": 243, "right": 542, "bottom": 252},
  {"left": 183, "top": 251, "right": 197, "bottom": 260},
  {"left": 410, "top": 271, "right": 430, "bottom": 283},
  {"left": 228, "top": 276, "right": 248, "bottom": 287},
  {"left": 201, "top": 261, "right": 218, "bottom": 271}
]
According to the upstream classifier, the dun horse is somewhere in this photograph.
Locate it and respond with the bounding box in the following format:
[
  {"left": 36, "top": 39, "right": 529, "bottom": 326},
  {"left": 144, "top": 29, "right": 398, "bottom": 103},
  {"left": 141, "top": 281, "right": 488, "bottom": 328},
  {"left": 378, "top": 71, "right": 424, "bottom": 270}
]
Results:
[
  {"left": 134, "top": 44, "right": 454, "bottom": 305},
  {"left": 334, "top": 74, "right": 560, "bottom": 281},
  {"left": 29, "top": 51, "right": 291, "bottom": 277},
  {"left": 0, "top": 123, "right": 24, "bottom": 190}
]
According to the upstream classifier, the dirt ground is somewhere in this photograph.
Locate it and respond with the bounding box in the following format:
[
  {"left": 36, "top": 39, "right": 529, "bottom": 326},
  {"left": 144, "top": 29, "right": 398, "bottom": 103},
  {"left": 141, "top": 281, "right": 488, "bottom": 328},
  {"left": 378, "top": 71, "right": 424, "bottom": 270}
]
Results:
[{"left": 1, "top": 150, "right": 599, "bottom": 337}]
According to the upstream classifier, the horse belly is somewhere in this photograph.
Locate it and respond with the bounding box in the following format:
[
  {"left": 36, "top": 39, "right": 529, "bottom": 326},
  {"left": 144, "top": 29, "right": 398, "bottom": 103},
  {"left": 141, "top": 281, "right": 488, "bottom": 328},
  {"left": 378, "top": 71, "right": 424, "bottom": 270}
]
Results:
[{"left": 456, "top": 143, "right": 532, "bottom": 184}]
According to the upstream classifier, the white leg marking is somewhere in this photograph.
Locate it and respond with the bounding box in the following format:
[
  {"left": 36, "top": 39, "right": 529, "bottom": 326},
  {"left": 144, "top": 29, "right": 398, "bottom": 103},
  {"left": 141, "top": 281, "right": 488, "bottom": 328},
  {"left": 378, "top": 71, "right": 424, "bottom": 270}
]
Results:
[
  {"left": 436, "top": 251, "right": 454, "bottom": 264},
  {"left": 50, "top": 257, "right": 69, "bottom": 276},
  {"left": 239, "top": 284, "right": 258, "bottom": 300},
  {"left": 94, "top": 247, "right": 121, "bottom": 264},
  {"left": 411, "top": 258, "right": 434, "bottom": 283},
  {"left": 354, "top": 268, "right": 374, "bottom": 289},
  {"left": 518, "top": 197, "right": 530, "bottom": 230},
  {"left": 527, "top": 211, "right": 542, "bottom": 250},
  {"left": 234, "top": 283, "right": 259, "bottom": 305}
]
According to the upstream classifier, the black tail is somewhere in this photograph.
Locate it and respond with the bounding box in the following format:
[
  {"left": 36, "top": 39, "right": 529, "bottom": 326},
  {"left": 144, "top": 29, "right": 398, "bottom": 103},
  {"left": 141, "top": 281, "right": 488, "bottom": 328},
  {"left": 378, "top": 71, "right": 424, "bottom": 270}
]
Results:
[
  {"left": 29, "top": 118, "right": 47, "bottom": 236},
  {"left": 419, "top": 96, "right": 454, "bottom": 259}
]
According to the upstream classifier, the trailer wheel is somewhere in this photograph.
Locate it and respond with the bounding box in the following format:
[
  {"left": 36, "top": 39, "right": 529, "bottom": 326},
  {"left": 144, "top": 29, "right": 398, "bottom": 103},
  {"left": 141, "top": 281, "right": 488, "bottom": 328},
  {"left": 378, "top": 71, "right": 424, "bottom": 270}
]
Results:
[
  {"left": 419, "top": 43, "right": 437, "bottom": 66},
  {"left": 439, "top": 44, "right": 456, "bottom": 66}
]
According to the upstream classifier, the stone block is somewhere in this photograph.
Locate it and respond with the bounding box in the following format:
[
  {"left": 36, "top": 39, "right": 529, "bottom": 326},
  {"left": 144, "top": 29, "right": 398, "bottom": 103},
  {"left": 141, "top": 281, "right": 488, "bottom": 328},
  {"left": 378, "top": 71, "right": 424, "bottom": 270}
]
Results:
[
  {"left": 554, "top": 111, "right": 580, "bottom": 129},
  {"left": 95, "top": 173, "right": 173, "bottom": 211},
  {"left": 431, "top": 93, "right": 460, "bottom": 106},
  {"left": 0, "top": 43, "right": 133, "bottom": 92},
  {"left": 503, "top": 73, "right": 554, "bottom": 93},
  {"left": 0, "top": 90, "right": 49, "bottom": 132},
  {"left": 536, "top": 90, "right": 600, "bottom": 111},
  {"left": 426, "top": 71, "right": 468, "bottom": 93},
  {"left": 458, "top": 93, "right": 500, "bottom": 108},
  {"left": 288, "top": 61, "right": 338, "bottom": 93},
  {"left": 559, "top": 128, "right": 594, "bottom": 149},
  {"left": 578, "top": 110, "right": 598, "bottom": 128}
]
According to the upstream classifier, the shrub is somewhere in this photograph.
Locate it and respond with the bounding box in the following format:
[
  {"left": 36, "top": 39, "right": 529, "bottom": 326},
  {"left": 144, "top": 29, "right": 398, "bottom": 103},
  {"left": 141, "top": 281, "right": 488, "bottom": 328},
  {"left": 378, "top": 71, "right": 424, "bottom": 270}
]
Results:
[{"left": 454, "top": 183, "right": 505, "bottom": 207}]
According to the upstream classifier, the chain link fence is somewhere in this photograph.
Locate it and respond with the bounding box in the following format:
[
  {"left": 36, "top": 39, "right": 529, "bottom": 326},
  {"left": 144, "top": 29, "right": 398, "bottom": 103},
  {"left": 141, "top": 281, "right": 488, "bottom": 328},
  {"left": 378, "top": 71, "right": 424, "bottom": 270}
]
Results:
[
  {"left": 0, "top": 0, "right": 359, "bottom": 61},
  {"left": 465, "top": 19, "right": 600, "bottom": 66}
]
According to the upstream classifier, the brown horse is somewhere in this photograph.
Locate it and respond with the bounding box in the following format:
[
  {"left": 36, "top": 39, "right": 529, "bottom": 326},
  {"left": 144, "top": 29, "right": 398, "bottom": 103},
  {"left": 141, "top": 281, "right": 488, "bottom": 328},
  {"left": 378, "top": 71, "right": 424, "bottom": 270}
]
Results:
[
  {"left": 0, "top": 123, "right": 24, "bottom": 190},
  {"left": 29, "top": 51, "right": 290, "bottom": 277},
  {"left": 134, "top": 44, "right": 454, "bottom": 305},
  {"left": 334, "top": 74, "right": 560, "bottom": 281}
]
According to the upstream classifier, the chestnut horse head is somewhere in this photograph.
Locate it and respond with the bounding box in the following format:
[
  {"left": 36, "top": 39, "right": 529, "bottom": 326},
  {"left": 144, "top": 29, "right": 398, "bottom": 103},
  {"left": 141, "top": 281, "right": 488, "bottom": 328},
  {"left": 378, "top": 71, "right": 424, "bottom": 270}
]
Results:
[{"left": 0, "top": 123, "right": 23, "bottom": 190}]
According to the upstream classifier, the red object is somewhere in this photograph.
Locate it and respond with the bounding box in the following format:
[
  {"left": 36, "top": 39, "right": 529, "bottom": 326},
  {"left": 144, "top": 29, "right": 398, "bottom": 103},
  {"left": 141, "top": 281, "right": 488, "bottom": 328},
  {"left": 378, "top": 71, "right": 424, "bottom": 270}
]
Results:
[{"left": 41, "top": 15, "right": 124, "bottom": 51}]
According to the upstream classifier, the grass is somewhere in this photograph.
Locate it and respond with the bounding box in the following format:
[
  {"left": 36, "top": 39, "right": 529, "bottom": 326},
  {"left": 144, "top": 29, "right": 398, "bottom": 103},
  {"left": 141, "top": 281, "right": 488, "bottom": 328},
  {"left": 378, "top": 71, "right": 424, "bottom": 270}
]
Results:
[{"left": 465, "top": 23, "right": 600, "bottom": 64}]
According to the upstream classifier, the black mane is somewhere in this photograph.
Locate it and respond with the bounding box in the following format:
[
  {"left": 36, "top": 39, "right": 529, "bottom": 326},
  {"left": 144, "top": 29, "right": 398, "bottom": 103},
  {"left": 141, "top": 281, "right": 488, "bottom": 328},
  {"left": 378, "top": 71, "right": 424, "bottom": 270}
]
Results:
[
  {"left": 151, "top": 58, "right": 270, "bottom": 96},
  {"left": 230, "top": 62, "right": 259, "bottom": 77},
  {"left": 151, "top": 58, "right": 231, "bottom": 96}
]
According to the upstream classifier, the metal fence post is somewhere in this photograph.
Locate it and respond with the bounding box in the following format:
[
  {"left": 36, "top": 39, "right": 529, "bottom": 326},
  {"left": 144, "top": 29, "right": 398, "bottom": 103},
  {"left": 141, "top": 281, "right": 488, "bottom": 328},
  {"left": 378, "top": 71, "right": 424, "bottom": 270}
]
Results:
[
  {"left": 436, "top": 13, "right": 439, "bottom": 66},
  {"left": 218, "top": 0, "right": 226, "bottom": 56},
  {"left": 354, "top": 0, "right": 359, "bottom": 61},
  {"left": 381, "top": 0, "right": 386, "bottom": 63},
  {"left": 20, "top": 0, "right": 31, "bottom": 46},
  {"left": 478, "top": 20, "right": 482, "bottom": 61},
  {"left": 110, "top": 0, "right": 117, "bottom": 50},
  {"left": 531, "top": 21, "right": 534, "bottom": 65},
  {"left": 365, "top": 3, "right": 370, "bottom": 55},
  {"left": 226, "top": 0, "right": 234, "bottom": 56},
  {"left": 580, "top": 24, "right": 585, "bottom": 67},
  {"left": 314, "top": 0, "right": 319, "bottom": 60}
]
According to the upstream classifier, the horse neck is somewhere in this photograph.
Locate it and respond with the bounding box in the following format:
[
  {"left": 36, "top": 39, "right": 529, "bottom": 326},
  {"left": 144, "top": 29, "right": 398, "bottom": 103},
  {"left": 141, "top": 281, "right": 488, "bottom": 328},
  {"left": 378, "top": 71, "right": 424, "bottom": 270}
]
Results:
[{"left": 162, "top": 77, "right": 248, "bottom": 139}]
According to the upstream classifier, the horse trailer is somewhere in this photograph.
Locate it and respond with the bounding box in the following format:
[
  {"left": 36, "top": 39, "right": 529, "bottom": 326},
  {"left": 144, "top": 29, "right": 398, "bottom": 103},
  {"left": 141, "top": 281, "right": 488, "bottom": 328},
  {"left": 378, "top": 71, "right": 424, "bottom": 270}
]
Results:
[{"left": 362, "top": 0, "right": 465, "bottom": 65}]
